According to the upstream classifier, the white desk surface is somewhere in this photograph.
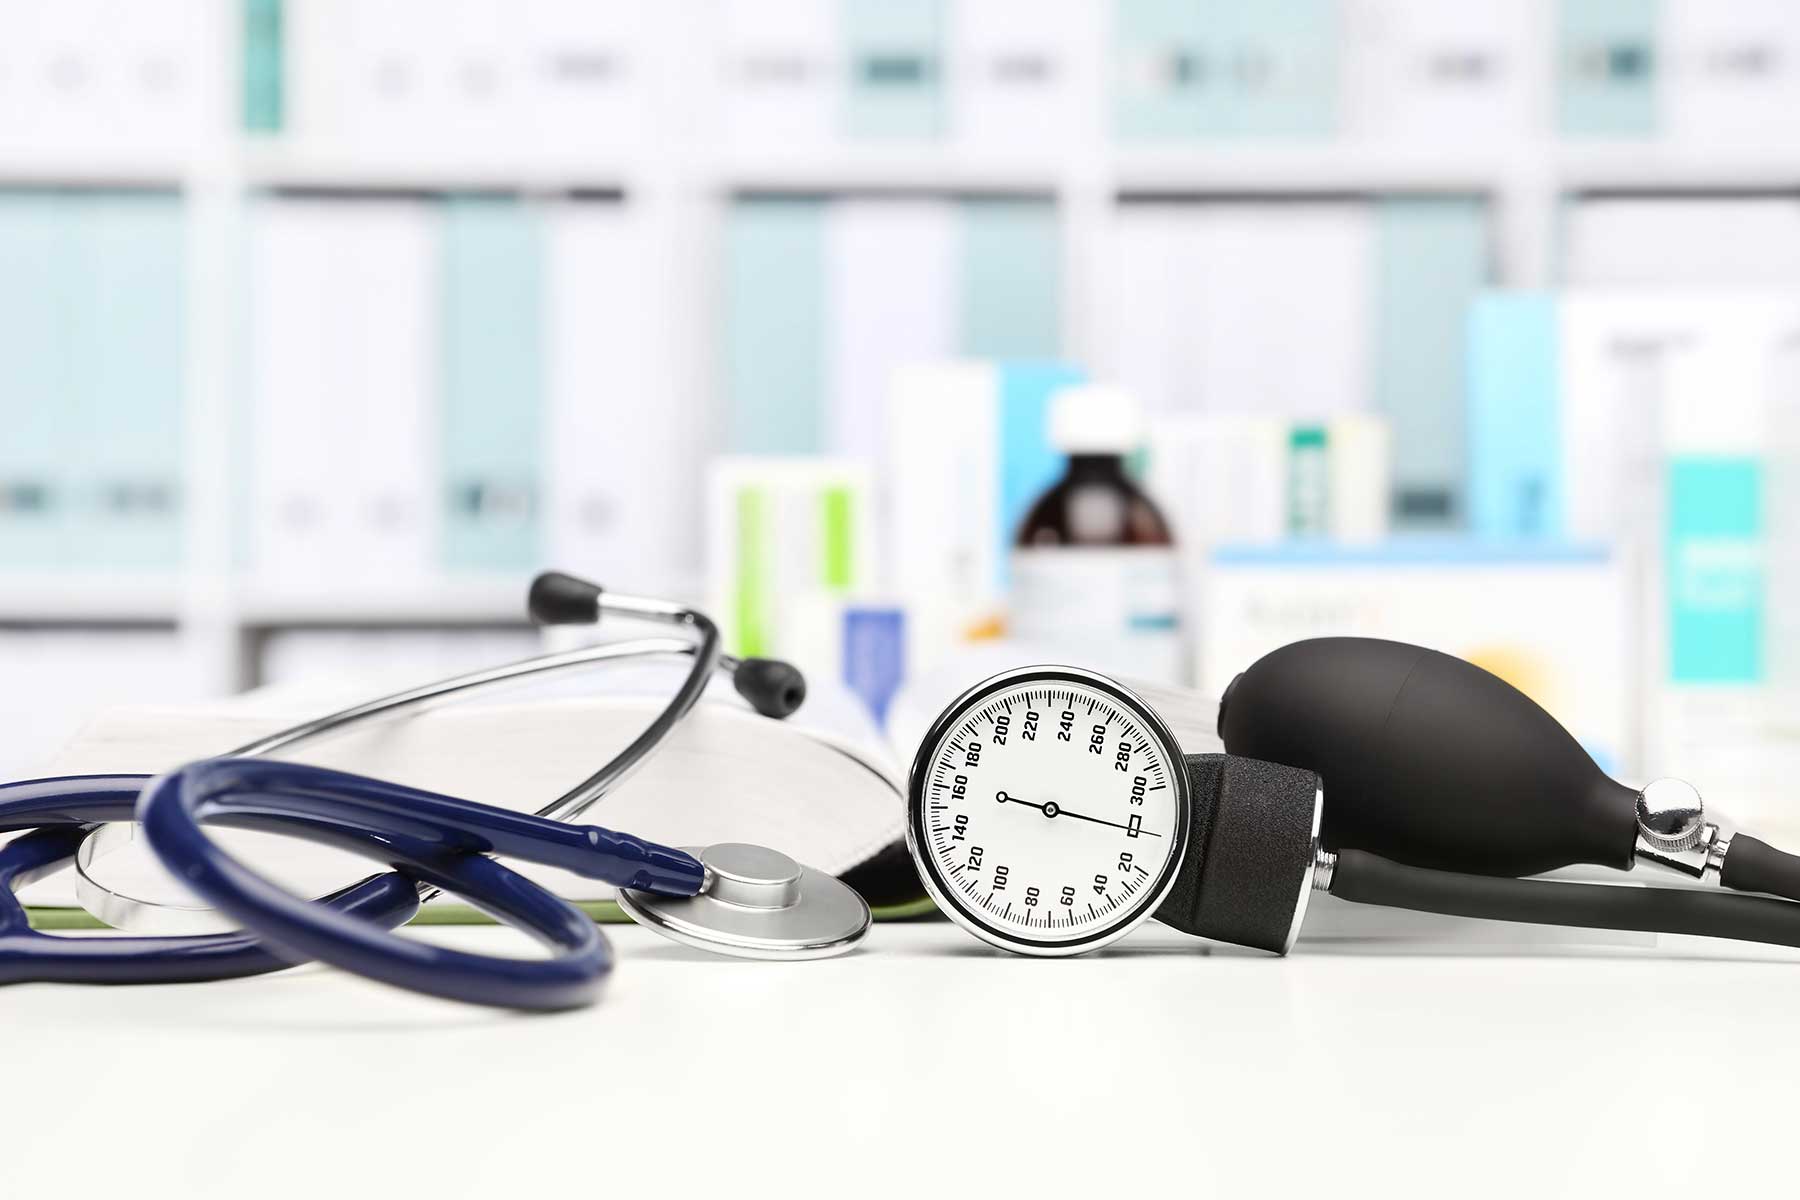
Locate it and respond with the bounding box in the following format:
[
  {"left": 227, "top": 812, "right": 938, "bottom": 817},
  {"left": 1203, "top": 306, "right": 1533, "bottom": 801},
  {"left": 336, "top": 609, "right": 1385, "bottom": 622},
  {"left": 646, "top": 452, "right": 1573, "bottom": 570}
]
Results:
[{"left": 4, "top": 918, "right": 1796, "bottom": 1199}]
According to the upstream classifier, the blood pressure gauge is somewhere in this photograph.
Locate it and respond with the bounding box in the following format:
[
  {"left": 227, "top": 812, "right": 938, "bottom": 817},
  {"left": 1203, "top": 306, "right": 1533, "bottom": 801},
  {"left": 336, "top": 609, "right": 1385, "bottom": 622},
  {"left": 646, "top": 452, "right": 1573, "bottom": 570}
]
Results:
[{"left": 906, "top": 667, "right": 1192, "bottom": 956}]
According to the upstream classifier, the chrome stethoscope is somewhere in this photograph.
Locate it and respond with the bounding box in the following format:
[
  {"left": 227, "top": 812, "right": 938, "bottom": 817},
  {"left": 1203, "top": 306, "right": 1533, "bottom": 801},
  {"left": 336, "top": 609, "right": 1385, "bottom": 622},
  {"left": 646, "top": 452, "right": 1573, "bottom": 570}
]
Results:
[{"left": 0, "top": 572, "right": 872, "bottom": 1011}]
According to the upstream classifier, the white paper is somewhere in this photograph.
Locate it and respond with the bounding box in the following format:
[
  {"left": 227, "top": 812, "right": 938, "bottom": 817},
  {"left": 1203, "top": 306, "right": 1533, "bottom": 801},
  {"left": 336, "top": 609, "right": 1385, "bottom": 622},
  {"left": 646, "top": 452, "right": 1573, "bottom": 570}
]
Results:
[
  {"left": 948, "top": 0, "right": 1078, "bottom": 151},
  {"left": 825, "top": 197, "right": 959, "bottom": 460},
  {"left": 544, "top": 200, "right": 694, "bottom": 593},
  {"left": 249, "top": 197, "right": 441, "bottom": 586},
  {"left": 519, "top": 0, "right": 646, "bottom": 156},
  {"left": 716, "top": 0, "right": 842, "bottom": 150},
  {"left": 338, "top": 198, "right": 440, "bottom": 581},
  {"left": 885, "top": 362, "right": 1002, "bottom": 655},
  {"left": 1564, "top": 198, "right": 1800, "bottom": 289},
  {"left": 1340, "top": 0, "right": 1533, "bottom": 141},
  {"left": 249, "top": 198, "right": 345, "bottom": 583},
  {"left": 1667, "top": 0, "right": 1800, "bottom": 145},
  {"left": 1103, "top": 202, "right": 1374, "bottom": 416}
]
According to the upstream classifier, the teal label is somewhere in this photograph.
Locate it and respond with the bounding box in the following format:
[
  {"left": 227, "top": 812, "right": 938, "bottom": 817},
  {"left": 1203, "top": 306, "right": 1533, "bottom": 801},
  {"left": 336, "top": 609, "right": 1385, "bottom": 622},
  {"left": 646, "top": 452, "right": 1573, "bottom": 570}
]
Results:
[
  {"left": 1667, "top": 457, "right": 1763, "bottom": 683},
  {"left": 1556, "top": 0, "right": 1659, "bottom": 137},
  {"left": 843, "top": 0, "right": 945, "bottom": 138},
  {"left": 1287, "top": 424, "right": 1328, "bottom": 536},
  {"left": 1113, "top": 0, "right": 1336, "bottom": 139}
]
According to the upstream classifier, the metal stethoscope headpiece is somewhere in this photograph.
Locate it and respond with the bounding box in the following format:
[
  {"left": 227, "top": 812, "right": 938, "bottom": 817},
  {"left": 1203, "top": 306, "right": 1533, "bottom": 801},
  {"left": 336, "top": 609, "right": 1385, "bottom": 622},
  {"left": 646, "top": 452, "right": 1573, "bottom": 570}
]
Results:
[{"left": 0, "top": 572, "right": 871, "bottom": 1010}]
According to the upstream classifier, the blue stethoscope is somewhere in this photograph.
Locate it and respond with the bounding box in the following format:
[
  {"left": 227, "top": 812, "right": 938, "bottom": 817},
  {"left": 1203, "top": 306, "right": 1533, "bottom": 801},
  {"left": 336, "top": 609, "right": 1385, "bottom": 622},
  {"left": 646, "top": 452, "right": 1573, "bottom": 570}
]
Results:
[{"left": 0, "top": 573, "right": 872, "bottom": 1011}]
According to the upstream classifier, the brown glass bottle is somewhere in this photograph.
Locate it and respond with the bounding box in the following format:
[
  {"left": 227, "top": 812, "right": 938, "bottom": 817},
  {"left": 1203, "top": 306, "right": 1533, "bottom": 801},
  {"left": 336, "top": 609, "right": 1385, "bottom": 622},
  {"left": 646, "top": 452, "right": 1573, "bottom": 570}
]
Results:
[
  {"left": 1008, "top": 385, "right": 1182, "bottom": 682},
  {"left": 1015, "top": 455, "right": 1176, "bottom": 548}
]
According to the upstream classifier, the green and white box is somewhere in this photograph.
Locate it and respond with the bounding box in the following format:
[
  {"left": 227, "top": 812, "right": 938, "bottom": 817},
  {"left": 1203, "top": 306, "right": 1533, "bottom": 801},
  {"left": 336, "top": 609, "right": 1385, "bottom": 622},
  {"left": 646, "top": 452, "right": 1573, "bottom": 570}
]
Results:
[{"left": 706, "top": 457, "right": 877, "bottom": 662}]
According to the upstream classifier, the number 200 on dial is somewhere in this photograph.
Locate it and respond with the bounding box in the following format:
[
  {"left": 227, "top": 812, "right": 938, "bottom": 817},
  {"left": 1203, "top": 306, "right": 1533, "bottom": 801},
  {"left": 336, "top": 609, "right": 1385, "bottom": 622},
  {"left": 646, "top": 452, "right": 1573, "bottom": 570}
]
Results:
[{"left": 905, "top": 667, "right": 1192, "bottom": 956}]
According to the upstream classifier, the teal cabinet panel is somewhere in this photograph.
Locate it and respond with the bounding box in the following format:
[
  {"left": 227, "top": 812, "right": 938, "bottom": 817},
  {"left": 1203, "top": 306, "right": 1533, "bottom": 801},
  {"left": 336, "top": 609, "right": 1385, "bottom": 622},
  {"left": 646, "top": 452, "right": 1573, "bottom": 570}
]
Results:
[
  {"left": 0, "top": 192, "right": 75, "bottom": 567},
  {"left": 441, "top": 196, "right": 544, "bottom": 571},
  {"left": 71, "top": 191, "right": 186, "bottom": 569},
  {"left": 1373, "top": 197, "right": 1491, "bottom": 530},
  {"left": 725, "top": 197, "right": 828, "bottom": 454},
  {"left": 960, "top": 197, "right": 1060, "bottom": 360}
]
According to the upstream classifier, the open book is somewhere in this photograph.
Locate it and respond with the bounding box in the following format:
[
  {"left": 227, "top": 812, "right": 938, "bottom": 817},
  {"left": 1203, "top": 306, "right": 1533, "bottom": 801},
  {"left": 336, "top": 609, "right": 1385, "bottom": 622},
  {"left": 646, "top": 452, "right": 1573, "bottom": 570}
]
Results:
[{"left": 19, "top": 661, "right": 916, "bottom": 922}]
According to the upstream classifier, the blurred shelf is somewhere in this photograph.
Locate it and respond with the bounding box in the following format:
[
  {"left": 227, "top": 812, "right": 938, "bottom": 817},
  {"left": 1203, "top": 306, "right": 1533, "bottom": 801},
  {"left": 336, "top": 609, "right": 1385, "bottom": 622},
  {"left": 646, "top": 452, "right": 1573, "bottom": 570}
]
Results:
[
  {"left": 232, "top": 578, "right": 536, "bottom": 627},
  {"left": 1554, "top": 144, "right": 1800, "bottom": 194},
  {"left": 0, "top": 573, "right": 184, "bottom": 624},
  {"left": 717, "top": 147, "right": 1067, "bottom": 194},
  {"left": 0, "top": 575, "right": 544, "bottom": 627},
  {"left": 237, "top": 143, "right": 633, "bottom": 195},
  {"left": 1109, "top": 142, "right": 1800, "bottom": 198},
  {"left": 3, "top": 140, "right": 1785, "bottom": 202},
  {"left": 0, "top": 148, "right": 188, "bottom": 189},
  {"left": 1112, "top": 144, "right": 1516, "bottom": 197}
]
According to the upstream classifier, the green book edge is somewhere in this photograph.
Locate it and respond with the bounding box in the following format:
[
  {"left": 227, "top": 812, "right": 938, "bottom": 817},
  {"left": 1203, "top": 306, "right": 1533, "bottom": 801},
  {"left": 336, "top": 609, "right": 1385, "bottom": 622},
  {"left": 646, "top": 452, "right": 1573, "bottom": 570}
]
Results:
[{"left": 25, "top": 895, "right": 942, "bottom": 932}]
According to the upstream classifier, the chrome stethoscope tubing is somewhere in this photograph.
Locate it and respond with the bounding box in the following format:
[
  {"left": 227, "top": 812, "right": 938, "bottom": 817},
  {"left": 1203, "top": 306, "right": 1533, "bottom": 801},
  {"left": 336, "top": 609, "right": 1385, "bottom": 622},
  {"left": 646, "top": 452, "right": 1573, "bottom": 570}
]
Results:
[{"left": 233, "top": 595, "right": 722, "bottom": 820}]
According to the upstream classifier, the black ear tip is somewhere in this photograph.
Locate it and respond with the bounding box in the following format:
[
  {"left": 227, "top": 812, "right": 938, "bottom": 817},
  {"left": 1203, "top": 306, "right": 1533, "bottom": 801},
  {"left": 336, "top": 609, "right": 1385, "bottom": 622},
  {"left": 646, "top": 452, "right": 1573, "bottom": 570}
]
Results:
[
  {"left": 528, "top": 571, "right": 603, "bottom": 626},
  {"left": 734, "top": 658, "right": 807, "bottom": 719}
]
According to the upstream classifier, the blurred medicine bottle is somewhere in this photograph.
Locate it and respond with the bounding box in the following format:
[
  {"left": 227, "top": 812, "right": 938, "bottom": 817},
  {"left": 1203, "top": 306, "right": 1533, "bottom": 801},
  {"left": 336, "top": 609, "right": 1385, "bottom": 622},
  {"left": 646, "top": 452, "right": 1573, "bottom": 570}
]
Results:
[{"left": 1009, "top": 385, "right": 1182, "bottom": 683}]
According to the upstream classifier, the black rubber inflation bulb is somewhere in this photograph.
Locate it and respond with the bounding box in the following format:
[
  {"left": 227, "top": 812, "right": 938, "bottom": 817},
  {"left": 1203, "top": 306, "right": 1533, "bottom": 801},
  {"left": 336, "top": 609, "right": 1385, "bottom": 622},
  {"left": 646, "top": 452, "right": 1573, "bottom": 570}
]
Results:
[{"left": 1216, "top": 637, "right": 1640, "bottom": 879}]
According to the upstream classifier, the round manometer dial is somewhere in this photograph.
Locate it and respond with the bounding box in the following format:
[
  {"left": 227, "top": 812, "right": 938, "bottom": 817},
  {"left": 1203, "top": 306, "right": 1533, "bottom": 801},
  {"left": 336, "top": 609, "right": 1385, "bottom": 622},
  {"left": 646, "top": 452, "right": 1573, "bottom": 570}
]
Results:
[{"left": 905, "top": 667, "right": 1191, "bottom": 956}]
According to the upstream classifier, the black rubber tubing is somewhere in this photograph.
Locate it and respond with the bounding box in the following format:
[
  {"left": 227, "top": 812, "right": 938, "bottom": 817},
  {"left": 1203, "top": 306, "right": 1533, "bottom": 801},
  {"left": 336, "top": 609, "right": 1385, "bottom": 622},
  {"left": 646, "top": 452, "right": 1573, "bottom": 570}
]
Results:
[
  {"left": 1721, "top": 835, "right": 1800, "bottom": 905},
  {"left": 1332, "top": 848, "right": 1800, "bottom": 951}
]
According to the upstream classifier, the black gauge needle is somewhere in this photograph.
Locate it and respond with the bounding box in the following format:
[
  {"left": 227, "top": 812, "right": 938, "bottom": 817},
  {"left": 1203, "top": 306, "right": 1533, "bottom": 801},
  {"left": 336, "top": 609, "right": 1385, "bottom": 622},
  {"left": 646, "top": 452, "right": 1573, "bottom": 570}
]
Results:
[
  {"left": 1057, "top": 809, "right": 1162, "bottom": 837},
  {"left": 996, "top": 790, "right": 1050, "bottom": 812},
  {"left": 995, "top": 791, "right": 1162, "bottom": 838}
]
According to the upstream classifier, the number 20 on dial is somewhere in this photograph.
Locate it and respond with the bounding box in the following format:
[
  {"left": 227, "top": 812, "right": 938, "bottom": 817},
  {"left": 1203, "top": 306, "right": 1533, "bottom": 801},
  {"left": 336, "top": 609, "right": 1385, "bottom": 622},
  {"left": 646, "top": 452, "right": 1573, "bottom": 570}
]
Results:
[{"left": 905, "top": 667, "right": 1192, "bottom": 956}]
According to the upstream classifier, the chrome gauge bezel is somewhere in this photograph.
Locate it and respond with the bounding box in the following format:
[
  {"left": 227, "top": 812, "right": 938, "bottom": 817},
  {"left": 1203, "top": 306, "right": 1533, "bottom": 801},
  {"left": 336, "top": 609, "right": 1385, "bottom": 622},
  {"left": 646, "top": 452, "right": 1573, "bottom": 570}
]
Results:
[{"left": 905, "top": 665, "right": 1193, "bottom": 957}]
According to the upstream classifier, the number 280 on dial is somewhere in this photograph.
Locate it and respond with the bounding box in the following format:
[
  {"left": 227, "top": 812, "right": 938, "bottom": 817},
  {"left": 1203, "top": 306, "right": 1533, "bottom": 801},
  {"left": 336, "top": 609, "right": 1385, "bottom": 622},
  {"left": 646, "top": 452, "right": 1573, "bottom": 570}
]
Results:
[{"left": 905, "top": 667, "right": 1192, "bottom": 956}]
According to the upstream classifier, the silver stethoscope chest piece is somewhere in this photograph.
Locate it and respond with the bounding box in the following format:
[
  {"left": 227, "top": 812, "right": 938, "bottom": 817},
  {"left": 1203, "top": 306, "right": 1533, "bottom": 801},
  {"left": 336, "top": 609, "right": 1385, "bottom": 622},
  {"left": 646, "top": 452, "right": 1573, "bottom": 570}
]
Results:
[{"left": 617, "top": 842, "right": 871, "bottom": 960}]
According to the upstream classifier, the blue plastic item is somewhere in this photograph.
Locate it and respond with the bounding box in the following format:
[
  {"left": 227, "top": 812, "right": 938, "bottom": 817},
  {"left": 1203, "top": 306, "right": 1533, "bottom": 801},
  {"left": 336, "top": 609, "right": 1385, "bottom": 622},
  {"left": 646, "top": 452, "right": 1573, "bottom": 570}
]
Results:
[
  {"left": 0, "top": 773, "right": 420, "bottom": 986},
  {"left": 0, "top": 759, "right": 710, "bottom": 1011}
]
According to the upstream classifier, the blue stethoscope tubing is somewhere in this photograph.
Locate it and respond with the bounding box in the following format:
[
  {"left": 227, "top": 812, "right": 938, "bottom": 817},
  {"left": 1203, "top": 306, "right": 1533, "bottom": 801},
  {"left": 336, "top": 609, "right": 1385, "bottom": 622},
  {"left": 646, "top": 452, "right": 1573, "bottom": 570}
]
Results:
[
  {"left": 139, "top": 758, "right": 706, "bottom": 1010},
  {"left": 0, "top": 575, "right": 805, "bottom": 1010},
  {"left": 0, "top": 774, "right": 422, "bottom": 987},
  {"left": 0, "top": 761, "right": 706, "bottom": 1011}
]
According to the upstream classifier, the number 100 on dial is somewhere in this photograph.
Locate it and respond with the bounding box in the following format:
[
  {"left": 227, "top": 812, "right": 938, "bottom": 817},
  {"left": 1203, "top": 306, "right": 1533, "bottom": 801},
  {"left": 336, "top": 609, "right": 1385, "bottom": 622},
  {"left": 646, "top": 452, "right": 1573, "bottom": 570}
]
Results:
[{"left": 905, "top": 667, "right": 1192, "bottom": 956}]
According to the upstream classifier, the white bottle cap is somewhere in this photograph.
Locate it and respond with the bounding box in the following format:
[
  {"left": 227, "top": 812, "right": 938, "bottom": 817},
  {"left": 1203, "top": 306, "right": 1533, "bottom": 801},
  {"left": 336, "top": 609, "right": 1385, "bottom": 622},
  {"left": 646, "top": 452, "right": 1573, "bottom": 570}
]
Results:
[{"left": 1048, "top": 384, "right": 1146, "bottom": 454}]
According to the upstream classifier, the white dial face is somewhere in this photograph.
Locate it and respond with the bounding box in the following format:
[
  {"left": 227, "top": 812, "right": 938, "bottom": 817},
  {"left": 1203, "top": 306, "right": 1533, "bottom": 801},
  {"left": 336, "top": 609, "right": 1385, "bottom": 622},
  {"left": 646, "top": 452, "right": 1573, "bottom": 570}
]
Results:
[{"left": 909, "top": 672, "right": 1188, "bottom": 953}]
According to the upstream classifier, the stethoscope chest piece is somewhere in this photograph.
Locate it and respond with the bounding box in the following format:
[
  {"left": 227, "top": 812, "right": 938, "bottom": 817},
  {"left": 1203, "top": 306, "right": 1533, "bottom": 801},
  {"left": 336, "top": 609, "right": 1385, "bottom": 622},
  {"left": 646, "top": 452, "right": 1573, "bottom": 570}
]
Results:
[{"left": 617, "top": 842, "right": 871, "bottom": 960}]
